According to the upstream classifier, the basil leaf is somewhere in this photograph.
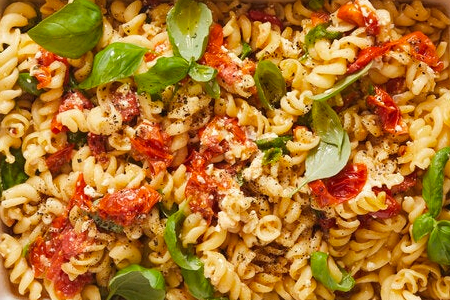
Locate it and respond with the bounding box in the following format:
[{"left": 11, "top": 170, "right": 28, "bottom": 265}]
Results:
[
  {"left": 188, "top": 62, "right": 217, "bottom": 83},
  {"left": 255, "top": 136, "right": 293, "bottom": 152},
  {"left": 308, "top": 0, "right": 324, "bottom": 10},
  {"left": 262, "top": 148, "right": 283, "bottom": 165},
  {"left": 90, "top": 213, "right": 124, "bottom": 233},
  {"left": 79, "top": 42, "right": 147, "bottom": 89},
  {"left": 254, "top": 60, "right": 286, "bottom": 110},
  {"left": 28, "top": 0, "right": 102, "bottom": 58},
  {"left": 22, "top": 244, "right": 30, "bottom": 258},
  {"left": 412, "top": 213, "right": 435, "bottom": 242},
  {"left": 312, "top": 101, "right": 344, "bottom": 148},
  {"left": 67, "top": 131, "right": 88, "bottom": 149},
  {"left": 204, "top": 78, "right": 220, "bottom": 99},
  {"left": 18, "top": 73, "right": 43, "bottom": 96},
  {"left": 181, "top": 267, "right": 214, "bottom": 299},
  {"left": 164, "top": 205, "right": 202, "bottom": 271},
  {"left": 135, "top": 56, "right": 190, "bottom": 96},
  {"left": 307, "top": 62, "right": 372, "bottom": 102},
  {"left": 304, "top": 23, "right": 342, "bottom": 51},
  {"left": 166, "top": 0, "right": 213, "bottom": 61},
  {"left": 107, "top": 264, "right": 165, "bottom": 300},
  {"left": 304, "top": 134, "right": 350, "bottom": 183},
  {"left": 422, "top": 147, "right": 450, "bottom": 217},
  {"left": 0, "top": 148, "right": 29, "bottom": 197},
  {"left": 428, "top": 220, "right": 450, "bottom": 265},
  {"left": 311, "top": 251, "right": 355, "bottom": 292},
  {"left": 240, "top": 42, "right": 252, "bottom": 60}
]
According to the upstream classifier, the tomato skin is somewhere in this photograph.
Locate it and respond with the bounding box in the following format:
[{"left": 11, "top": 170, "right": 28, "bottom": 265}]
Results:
[
  {"left": 348, "top": 31, "right": 443, "bottom": 73},
  {"left": 309, "top": 163, "right": 368, "bottom": 207},
  {"left": 311, "top": 11, "right": 330, "bottom": 26},
  {"left": 370, "top": 187, "right": 401, "bottom": 219},
  {"left": 69, "top": 173, "right": 92, "bottom": 212},
  {"left": 109, "top": 89, "right": 140, "bottom": 123},
  {"left": 97, "top": 185, "right": 161, "bottom": 227},
  {"left": 34, "top": 48, "right": 70, "bottom": 88},
  {"left": 337, "top": 1, "right": 379, "bottom": 35},
  {"left": 28, "top": 217, "right": 93, "bottom": 299},
  {"left": 87, "top": 133, "right": 109, "bottom": 164},
  {"left": 366, "top": 86, "right": 407, "bottom": 135},
  {"left": 390, "top": 172, "right": 417, "bottom": 195},
  {"left": 51, "top": 90, "right": 93, "bottom": 134},
  {"left": 248, "top": 10, "right": 283, "bottom": 30},
  {"left": 45, "top": 144, "right": 74, "bottom": 175},
  {"left": 201, "top": 24, "right": 256, "bottom": 87}
]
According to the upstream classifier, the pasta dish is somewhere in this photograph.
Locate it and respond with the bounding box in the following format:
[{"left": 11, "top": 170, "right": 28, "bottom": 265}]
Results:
[{"left": 0, "top": 0, "right": 449, "bottom": 299}]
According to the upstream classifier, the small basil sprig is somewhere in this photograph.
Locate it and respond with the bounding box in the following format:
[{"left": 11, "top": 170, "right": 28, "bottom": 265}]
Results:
[
  {"left": 28, "top": 0, "right": 102, "bottom": 58},
  {"left": 166, "top": 0, "right": 212, "bottom": 61},
  {"left": 18, "top": 73, "right": 43, "bottom": 96},
  {"left": 90, "top": 212, "right": 124, "bottom": 233},
  {"left": 254, "top": 60, "right": 287, "bottom": 110},
  {"left": 67, "top": 131, "right": 88, "bottom": 149},
  {"left": 311, "top": 251, "right": 355, "bottom": 292},
  {"left": 308, "top": 0, "right": 324, "bottom": 10},
  {"left": 256, "top": 136, "right": 293, "bottom": 165},
  {"left": 107, "top": 264, "right": 165, "bottom": 300},
  {"left": 79, "top": 42, "right": 147, "bottom": 89},
  {"left": 304, "top": 23, "right": 342, "bottom": 51},
  {"left": 240, "top": 42, "right": 252, "bottom": 60},
  {"left": 290, "top": 101, "right": 350, "bottom": 196},
  {"left": 163, "top": 203, "right": 216, "bottom": 299},
  {"left": 0, "top": 148, "right": 29, "bottom": 197},
  {"left": 412, "top": 147, "right": 450, "bottom": 265},
  {"left": 135, "top": 56, "right": 190, "bottom": 96},
  {"left": 307, "top": 62, "right": 372, "bottom": 102},
  {"left": 164, "top": 204, "right": 202, "bottom": 270}
]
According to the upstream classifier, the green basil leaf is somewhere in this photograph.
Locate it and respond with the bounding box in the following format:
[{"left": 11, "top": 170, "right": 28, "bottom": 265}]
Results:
[
  {"left": 28, "top": 0, "right": 102, "bottom": 58},
  {"left": 79, "top": 42, "right": 147, "bottom": 89},
  {"left": 22, "top": 244, "right": 30, "bottom": 258},
  {"left": 311, "top": 251, "right": 355, "bottom": 292},
  {"left": 135, "top": 56, "right": 190, "bottom": 96},
  {"left": 307, "top": 62, "right": 372, "bottom": 102},
  {"left": 164, "top": 204, "right": 202, "bottom": 271},
  {"left": 254, "top": 60, "right": 286, "bottom": 110},
  {"left": 204, "top": 78, "right": 220, "bottom": 99},
  {"left": 304, "top": 22, "right": 342, "bottom": 51},
  {"left": 240, "top": 42, "right": 252, "bottom": 60},
  {"left": 188, "top": 62, "right": 217, "bottom": 82},
  {"left": 412, "top": 213, "right": 435, "bottom": 242},
  {"left": 256, "top": 136, "right": 293, "bottom": 151},
  {"left": 0, "top": 148, "right": 29, "bottom": 197},
  {"left": 166, "top": 0, "right": 213, "bottom": 61},
  {"left": 18, "top": 73, "right": 43, "bottom": 96},
  {"left": 428, "top": 220, "right": 450, "bottom": 265},
  {"left": 311, "top": 101, "right": 345, "bottom": 148},
  {"left": 107, "top": 264, "right": 165, "bottom": 300},
  {"left": 181, "top": 266, "right": 214, "bottom": 299},
  {"left": 262, "top": 148, "right": 283, "bottom": 165},
  {"left": 90, "top": 212, "right": 123, "bottom": 233},
  {"left": 308, "top": 0, "right": 324, "bottom": 10},
  {"left": 422, "top": 147, "right": 450, "bottom": 217},
  {"left": 67, "top": 131, "right": 88, "bottom": 149},
  {"left": 304, "top": 133, "right": 351, "bottom": 183}
]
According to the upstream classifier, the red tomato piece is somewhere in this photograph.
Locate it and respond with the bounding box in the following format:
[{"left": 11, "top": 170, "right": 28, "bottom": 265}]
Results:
[
  {"left": 366, "top": 86, "right": 407, "bottom": 135},
  {"left": 390, "top": 172, "right": 417, "bottom": 195},
  {"left": 34, "top": 47, "right": 70, "bottom": 88},
  {"left": 370, "top": 187, "right": 401, "bottom": 219},
  {"left": 28, "top": 217, "right": 93, "bottom": 299},
  {"left": 337, "top": 1, "right": 379, "bottom": 35},
  {"left": 309, "top": 163, "right": 368, "bottom": 207},
  {"left": 96, "top": 185, "right": 161, "bottom": 227},
  {"left": 87, "top": 133, "right": 109, "bottom": 164},
  {"left": 385, "top": 77, "right": 406, "bottom": 95},
  {"left": 109, "top": 89, "right": 140, "bottom": 123},
  {"left": 131, "top": 122, "right": 173, "bottom": 175},
  {"left": 311, "top": 11, "right": 330, "bottom": 26},
  {"left": 69, "top": 173, "right": 92, "bottom": 212},
  {"left": 45, "top": 144, "right": 74, "bottom": 175},
  {"left": 347, "top": 45, "right": 390, "bottom": 74},
  {"left": 248, "top": 9, "right": 284, "bottom": 30},
  {"left": 201, "top": 24, "right": 256, "bottom": 87},
  {"left": 33, "top": 66, "right": 52, "bottom": 89},
  {"left": 51, "top": 90, "right": 93, "bottom": 134}
]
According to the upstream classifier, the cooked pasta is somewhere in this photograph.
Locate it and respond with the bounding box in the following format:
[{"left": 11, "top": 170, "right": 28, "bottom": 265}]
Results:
[{"left": 0, "top": 0, "right": 449, "bottom": 300}]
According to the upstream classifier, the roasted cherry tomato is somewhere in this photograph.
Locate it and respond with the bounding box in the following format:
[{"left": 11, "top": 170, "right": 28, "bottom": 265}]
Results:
[
  {"left": 97, "top": 185, "right": 161, "bottom": 227},
  {"left": 337, "top": 1, "right": 379, "bottom": 35},
  {"left": 248, "top": 9, "right": 284, "bottom": 29},
  {"left": 51, "top": 90, "right": 93, "bottom": 133},
  {"left": 45, "top": 144, "right": 74, "bottom": 175},
  {"left": 370, "top": 187, "right": 401, "bottom": 219},
  {"left": 309, "top": 163, "right": 368, "bottom": 207},
  {"left": 366, "top": 86, "right": 407, "bottom": 135}
]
